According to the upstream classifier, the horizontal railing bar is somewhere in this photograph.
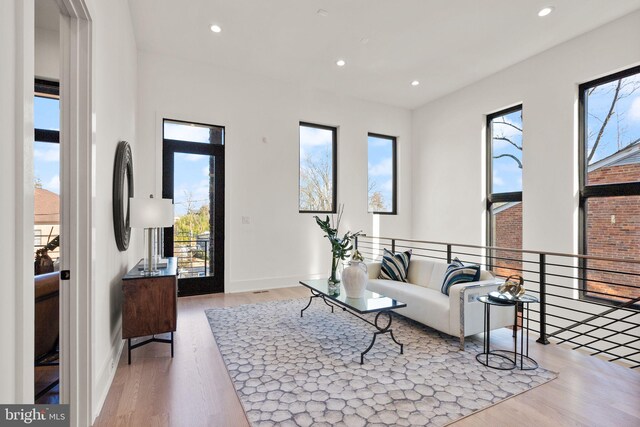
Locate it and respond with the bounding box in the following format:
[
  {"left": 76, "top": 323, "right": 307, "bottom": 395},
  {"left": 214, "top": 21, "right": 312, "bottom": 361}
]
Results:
[
  {"left": 556, "top": 337, "right": 640, "bottom": 364},
  {"left": 544, "top": 325, "right": 640, "bottom": 351},
  {"left": 544, "top": 281, "right": 640, "bottom": 299},
  {"left": 544, "top": 261, "right": 640, "bottom": 277},
  {"left": 359, "top": 235, "right": 640, "bottom": 264},
  {"left": 542, "top": 302, "right": 640, "bottom": 327},
  {"left": 545, "top": 320, "right": 640, "bottom": 342},
  {"left": 394, "top": 243, "right": 450, "bottom": 255},
  {"left": 542, "top": 291, "right": 640, "bottom": 312},
  {"left": 545, "top": 272, "right": 640, "bottom": 290},
  {"left": 574, "top": 322, "right": 640, "bottom": 351}
]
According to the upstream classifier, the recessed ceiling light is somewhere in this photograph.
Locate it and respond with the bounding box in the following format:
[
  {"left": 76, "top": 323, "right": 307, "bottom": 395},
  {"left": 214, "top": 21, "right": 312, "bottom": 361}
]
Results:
[
  {"left": 210, "top": 24, "right": 222, "bottom": 33},
  {"left": 317, "top": 9, "right": 329, "bottom": 17},
  {"left": 537, "top": 6, "right": 554, "bottom": 17},
  {"left": 336, "top": 59, "right": 346, "bottom": 67},
  {"left": 411, "top": 80, "right": 420, "bottom": 86}
]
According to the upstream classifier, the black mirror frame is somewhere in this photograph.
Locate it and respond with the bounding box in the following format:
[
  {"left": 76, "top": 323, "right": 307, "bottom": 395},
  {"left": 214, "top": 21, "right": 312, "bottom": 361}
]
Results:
[{"left": 113, "top": 140, "right": 134, "bottom": 251}]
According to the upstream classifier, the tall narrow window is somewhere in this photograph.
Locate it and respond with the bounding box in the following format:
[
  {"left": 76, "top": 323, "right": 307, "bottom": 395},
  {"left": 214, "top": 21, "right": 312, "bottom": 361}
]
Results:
[
  {"left": 299, "top": 122, "right": 337, "bottom": 213},
  {"left": 579, "top": 66, "right": 640, "bottom": 304},
  {"left": 368, "top": 133, "right": 397, "bottom": 214},
  {"left": 487, "top": 106, "right": 523, "bottom": 278}
]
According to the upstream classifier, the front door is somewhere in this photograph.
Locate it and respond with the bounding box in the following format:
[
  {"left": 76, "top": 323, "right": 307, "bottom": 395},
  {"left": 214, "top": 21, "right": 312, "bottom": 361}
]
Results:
[{"left": 162, "top": 119, "right": 225, "bottom": 296}]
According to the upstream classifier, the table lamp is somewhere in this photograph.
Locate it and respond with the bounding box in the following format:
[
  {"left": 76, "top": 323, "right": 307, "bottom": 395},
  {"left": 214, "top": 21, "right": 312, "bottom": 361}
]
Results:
[{"left": 130, "top": 195, "right": 174, "bottom": 275}]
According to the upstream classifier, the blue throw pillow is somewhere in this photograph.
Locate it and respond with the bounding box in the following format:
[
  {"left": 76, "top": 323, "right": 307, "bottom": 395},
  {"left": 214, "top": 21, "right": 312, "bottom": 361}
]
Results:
[
  {"left": 378, "top": 248, "right": 412, "bottom": 282},
  {"left": 441, "top": 264, "right": 481, "bottom": 296}
]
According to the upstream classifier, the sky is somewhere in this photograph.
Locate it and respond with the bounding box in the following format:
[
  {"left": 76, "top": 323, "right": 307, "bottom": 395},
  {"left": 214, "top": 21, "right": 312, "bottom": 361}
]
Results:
[
  {"left": 164, "top": 122, "right": 219, "bottom": 217},
  {"left": 586, "top": 74, "right": 640, "bottom": 164},
  {"left": 491, "top": 109, "right": 523, "bottom": 194},
  {"left": 34, "top": 96, "right": 60, "bottom": 194},
  {"left": 298, "top": 125, "right": 395, "bottom": 212},
  {"left": 367, "top": 135, "right": 394, "bottom": 212}
]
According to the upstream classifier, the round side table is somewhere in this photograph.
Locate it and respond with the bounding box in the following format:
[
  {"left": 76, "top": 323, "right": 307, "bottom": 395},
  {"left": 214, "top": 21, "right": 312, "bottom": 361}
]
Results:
[{"left": 476, "top": 294, "right": 539, "bottom": 370}]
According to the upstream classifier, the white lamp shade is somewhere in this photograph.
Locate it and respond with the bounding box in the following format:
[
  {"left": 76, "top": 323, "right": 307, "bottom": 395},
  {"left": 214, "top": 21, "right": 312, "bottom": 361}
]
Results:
[{"left": 129, "top": 197, "right": 174, "bottom": 228}]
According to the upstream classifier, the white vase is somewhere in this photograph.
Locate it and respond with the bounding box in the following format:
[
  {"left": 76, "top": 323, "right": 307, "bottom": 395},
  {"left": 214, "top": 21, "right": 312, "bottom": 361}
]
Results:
[{"left": 342, "top": 261, "right": 368, "bottom": 299}]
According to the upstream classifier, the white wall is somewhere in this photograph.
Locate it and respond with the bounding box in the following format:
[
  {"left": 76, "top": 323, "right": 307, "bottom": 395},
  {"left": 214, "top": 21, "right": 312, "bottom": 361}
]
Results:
[
  {"left": 411, "top": 11, "right": 640, "bottom": 255},
  {"left": 137, "top": 51, "right": 413, "bottom": 293},
  {"left": 0, "top": 0, "right": 35, "bottom": 404},
  {"left": 86, "top": 0, "right": 139, "bottom": 420},
  {"left": 35, "top": 26, "right": 59, "bottom": 81}
]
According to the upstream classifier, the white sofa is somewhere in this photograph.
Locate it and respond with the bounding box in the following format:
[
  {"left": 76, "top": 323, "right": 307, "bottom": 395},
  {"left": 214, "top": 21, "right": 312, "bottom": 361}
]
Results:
[{"left": 366, "top": 258, "right": 513, "bottom": 349}]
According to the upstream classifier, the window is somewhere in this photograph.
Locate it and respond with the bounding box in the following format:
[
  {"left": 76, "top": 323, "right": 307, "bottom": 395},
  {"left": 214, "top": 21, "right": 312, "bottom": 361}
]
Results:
[
  {"left": 579, "top": 66, "right": 640, "bottom": 303},
  {"left": 299, "top": 122, "right": 337, "bottom": 213},
  {"left": 367, "top": 133, "right": 397, "bottom": 214},
  {"left": 164, "top": 119, "right": 224, "bottom": 144},
  {"left": 34, "top": 79, "right": 61, "bottom": 266},
  {"left": 487, "top": 106, "right": 523, "bottom": 277}
]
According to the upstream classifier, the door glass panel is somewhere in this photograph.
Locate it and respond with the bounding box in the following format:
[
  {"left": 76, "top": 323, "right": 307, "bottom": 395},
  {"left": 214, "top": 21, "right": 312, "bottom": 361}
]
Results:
[
  {"left": 164, "top": 120, "right": 224, "bottom": 144},
  {"left": 173, "top": 152, "right": 214, "bottom": 278}
]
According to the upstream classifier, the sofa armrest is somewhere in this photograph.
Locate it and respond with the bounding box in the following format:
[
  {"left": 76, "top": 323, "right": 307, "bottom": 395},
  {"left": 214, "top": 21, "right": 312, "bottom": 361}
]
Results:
[
  {"left": 366, "top": 262, "right": 381, "bottom": 279},
  {"left": 449, "top": 279, "right": 513, "bottom": 349}
]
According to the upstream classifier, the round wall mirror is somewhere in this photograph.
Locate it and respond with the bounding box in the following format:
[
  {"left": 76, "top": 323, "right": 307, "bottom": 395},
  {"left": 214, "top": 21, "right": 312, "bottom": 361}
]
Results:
[{"left": 113, "top": 140, "right": 134, "bottom": 251}]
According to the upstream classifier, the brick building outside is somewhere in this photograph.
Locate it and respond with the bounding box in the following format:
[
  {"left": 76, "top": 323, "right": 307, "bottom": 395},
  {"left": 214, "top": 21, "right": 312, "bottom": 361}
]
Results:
[{"left": 492, "top": 141, "right": 639, "bottom": 302}]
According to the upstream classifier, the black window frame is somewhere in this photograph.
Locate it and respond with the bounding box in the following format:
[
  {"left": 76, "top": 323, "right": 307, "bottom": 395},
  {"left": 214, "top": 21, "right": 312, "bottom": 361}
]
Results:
[
  {"left": 486, "top": 104, "right": 523, "bottom": 271},
  {"left": 298, "top": 121, "right": 338, "bottom": 214},
  {"left": 367, "top": 132, "right": 397, "bottom": 215},
  {"left": 34, "top": 79, "right": 60, "bottom": 144},
  {"left": 578, "top": 65, "right": 640, "bottom": 305}
]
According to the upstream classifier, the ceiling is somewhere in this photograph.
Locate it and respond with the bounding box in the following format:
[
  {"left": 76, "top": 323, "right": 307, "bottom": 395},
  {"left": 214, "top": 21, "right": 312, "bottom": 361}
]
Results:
[{"left": 129, "top": 0, "right": 640, "bottom": 109}]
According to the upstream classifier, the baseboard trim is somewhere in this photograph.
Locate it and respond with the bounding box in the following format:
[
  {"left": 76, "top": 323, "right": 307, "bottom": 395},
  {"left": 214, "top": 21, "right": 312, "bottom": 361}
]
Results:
[
  {"left": 91, "top": 330, "right": 124, "bottom": 423},
  {"left": 228, "top": 274, "right": 324, "bottom": 294}
]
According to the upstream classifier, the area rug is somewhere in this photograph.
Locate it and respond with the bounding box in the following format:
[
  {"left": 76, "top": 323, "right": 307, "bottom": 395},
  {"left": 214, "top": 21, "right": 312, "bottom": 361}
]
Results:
[{"left": 205, "top": 298, "right": 557, "bottom": 427}]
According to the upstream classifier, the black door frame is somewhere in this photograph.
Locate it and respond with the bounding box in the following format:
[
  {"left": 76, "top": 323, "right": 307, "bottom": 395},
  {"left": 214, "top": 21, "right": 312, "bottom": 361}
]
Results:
[{"left": 162, "top": 120, "right": 225, "bottom": 296}]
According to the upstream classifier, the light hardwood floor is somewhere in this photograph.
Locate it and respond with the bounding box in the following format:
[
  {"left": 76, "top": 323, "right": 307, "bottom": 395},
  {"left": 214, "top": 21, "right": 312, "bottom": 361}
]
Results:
[{"left": 94, "top": 286, "right": 640, "bottom": 427}]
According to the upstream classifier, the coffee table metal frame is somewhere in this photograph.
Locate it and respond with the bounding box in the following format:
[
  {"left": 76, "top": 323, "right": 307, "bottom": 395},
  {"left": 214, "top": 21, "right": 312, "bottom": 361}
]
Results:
[{"left": 299, "top": 281, "right": 406, "bottom": 364}]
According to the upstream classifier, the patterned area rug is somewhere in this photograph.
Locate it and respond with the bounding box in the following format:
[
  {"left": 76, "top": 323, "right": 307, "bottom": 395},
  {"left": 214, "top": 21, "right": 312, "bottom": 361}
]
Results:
[{"left": 205, "top": 298, "right": 557, "bottom": 427}]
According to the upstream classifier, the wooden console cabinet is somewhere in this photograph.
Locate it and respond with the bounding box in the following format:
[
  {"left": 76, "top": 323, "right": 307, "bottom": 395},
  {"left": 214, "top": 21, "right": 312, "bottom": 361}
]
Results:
[{"left": 122, "top": 257, "right": 177, "bottom": 364}]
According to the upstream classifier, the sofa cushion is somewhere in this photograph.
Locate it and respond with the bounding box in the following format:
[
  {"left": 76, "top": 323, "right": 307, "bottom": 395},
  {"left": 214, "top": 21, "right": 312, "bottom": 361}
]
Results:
[
  {"left": 367, "top": 279, "right": 452, "bottom": 335},
  {"left": 378, "top": 248, "right": 412, "bottom": 282},
  {"left": 441, "top": 265, "right": 481, "bottom": 296},
  {"left": 426, "top": 261, "right": 450, "bottom": 291},
  {"left": 406, "top": 258, "right": 435, "bottom": 287}
]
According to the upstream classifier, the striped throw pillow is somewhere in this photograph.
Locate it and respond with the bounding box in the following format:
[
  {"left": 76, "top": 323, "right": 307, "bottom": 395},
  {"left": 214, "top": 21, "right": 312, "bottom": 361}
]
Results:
[
  {"left": 446, "top": 257, "right": 464, "bottom": 274},
  {"left": 441, "top": 264, "right": 481, "bottom": 296},
  {"left": 378, "top": 248, "right": 412, "bottom": 282}
]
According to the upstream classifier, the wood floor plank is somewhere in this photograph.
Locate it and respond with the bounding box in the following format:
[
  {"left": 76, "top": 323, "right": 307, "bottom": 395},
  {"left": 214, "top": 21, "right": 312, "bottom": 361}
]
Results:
[{"left": 93, "top": 285, "right": 640, "bottom": 426}]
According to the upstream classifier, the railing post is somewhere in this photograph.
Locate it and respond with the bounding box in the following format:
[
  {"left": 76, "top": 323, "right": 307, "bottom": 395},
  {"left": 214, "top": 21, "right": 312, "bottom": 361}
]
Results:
[
  {"left": 391, "top": 239, "right": 396, "bottom": 253},
  {"left": 354, "top": 235, "right": 358, "bottom": 251},
  {"left": 536, "top": 253, "right": 550, "bottom": 344},
  {"left": 447, "top": 244, "right": 452, "bottom": 264}
]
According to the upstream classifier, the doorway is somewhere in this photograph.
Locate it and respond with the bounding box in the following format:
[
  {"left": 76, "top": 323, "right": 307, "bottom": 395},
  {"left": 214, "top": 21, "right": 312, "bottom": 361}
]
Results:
[
  {"left": 33, "top": 79, "right": 61, "bottom": 403},
  {"left": 162, "top": 119, "right": 225, "bottom": 296}
]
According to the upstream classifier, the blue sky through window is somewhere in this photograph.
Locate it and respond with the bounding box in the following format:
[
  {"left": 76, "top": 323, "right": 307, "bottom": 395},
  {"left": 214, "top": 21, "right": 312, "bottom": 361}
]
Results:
[
  {"left": 299, "top": 125, "right": 334, "bottom": 211},
  {"left": 368, "top": 135, "right": 394, "bottom": 212},
  {"left": 34, "top": 96, "right": 60, "bottom": 194},
  {"left": 491, "top": 109, "right": 523, "bottom": 194},
  {"left": 173, "top": 153, "right": 211, "bottom": 217},
  {"left": 586, "top": 73, "right": 640, "bottom": 165}
]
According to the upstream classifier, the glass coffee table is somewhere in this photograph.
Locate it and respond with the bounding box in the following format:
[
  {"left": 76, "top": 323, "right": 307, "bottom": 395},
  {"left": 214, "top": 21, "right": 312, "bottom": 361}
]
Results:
[{"left": 299, "top": 279, "right": 407, "bottom": 364}]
